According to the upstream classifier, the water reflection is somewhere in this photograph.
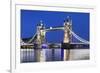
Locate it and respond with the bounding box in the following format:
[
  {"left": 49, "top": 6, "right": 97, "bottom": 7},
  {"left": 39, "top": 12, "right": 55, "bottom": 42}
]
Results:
[{"left": 20, "top": 48, "right": 89, "bottom": 63}]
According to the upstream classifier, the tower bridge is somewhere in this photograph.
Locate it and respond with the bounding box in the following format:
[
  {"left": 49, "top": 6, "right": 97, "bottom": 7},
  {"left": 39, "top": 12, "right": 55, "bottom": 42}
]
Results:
[{"left": 21, "top": 16, "right": 89, "bottom": 62}]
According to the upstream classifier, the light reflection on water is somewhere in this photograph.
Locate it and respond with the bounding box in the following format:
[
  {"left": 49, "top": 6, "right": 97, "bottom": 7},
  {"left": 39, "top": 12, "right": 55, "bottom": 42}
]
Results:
[
  {"left": 20, "top": 49, "right": 89, "bottom": 63},
  {"left": 20, "top": 49, "right": 62, "bottom": 63}
]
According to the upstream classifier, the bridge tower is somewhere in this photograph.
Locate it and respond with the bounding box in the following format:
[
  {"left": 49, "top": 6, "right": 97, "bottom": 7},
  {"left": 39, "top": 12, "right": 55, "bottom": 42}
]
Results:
[
  {"left": 63, "top": 16, "right": 72, "bottom": 61},
  {"left": 39, "top": 21, "right": 46, "bottom": 61},
  {"left": 34, "top": 20, "right": 46, "bottom": 62}
]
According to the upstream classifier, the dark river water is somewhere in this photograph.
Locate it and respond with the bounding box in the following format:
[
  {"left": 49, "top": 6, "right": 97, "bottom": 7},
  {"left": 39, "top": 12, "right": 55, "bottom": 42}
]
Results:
[
  {"left": 20, "top": 49, "right": 89, "bottom": 63},
  {"left": 20, "top": 49, "right": 63, "bottom": 63}
]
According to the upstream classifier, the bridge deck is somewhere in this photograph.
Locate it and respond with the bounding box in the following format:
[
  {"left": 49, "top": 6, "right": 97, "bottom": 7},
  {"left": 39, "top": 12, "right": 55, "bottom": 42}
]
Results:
[{"left": 21, "top": 43, "right": 89, "bottom": 49}]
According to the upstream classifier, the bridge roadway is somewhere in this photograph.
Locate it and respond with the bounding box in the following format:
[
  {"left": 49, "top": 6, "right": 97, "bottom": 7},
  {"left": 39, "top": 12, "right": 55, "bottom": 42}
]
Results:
[{"left": 21, "top": 43, "right": 89, "bottom": 49}]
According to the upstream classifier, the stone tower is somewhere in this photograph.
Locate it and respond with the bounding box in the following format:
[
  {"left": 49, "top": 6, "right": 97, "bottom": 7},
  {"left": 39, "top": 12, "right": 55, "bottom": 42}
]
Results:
[{"left": 63, "top": 16, "right": 72, "bottom": 61}]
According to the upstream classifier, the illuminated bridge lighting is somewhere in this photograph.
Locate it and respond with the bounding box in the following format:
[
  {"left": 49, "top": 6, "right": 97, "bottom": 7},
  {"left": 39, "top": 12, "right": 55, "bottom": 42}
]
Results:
[{"left": 21, "top": 17, "right": 89, "bottom": 62}]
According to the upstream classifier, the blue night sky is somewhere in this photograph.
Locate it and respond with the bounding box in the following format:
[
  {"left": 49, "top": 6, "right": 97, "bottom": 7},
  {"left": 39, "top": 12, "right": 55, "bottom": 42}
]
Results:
[{"left": 21, "top": 10, "right": 90, "bottom": 43}]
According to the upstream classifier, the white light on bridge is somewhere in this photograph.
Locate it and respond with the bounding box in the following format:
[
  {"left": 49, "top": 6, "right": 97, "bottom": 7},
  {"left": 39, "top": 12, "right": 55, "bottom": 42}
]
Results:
[{"left": 50, "top": 27, "right": 53, "bottom": 29}]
